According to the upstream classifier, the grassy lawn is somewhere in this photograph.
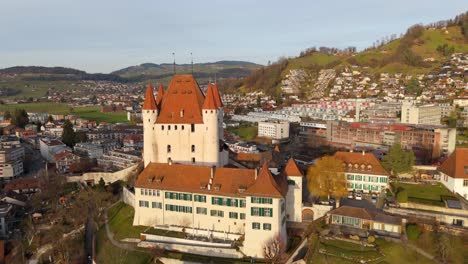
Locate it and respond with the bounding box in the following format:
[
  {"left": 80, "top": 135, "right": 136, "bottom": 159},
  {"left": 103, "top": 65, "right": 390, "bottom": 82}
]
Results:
[
  {"left": 308, "top": 238, "right": 435, "bottom": 264},
  {"left": 391, "top": 182, "right": 455, "bottom": 206},
  {"left": 107, "top": 202, "right": 148, "bottom": 240},
  {"left": 0, "top": 103, "right": 128, "bottom": 123},
  {"left": 227, "top": 124, "right": 257, "bottom": 141},
  {"left": 95, "top": 227, "right": 152, "bottom": 264}
]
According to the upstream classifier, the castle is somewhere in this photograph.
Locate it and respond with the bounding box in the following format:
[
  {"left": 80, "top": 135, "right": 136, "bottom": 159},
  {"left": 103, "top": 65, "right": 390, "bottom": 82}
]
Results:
[{"left": 133, "top": 75, "right": 303, "bottom": 257}]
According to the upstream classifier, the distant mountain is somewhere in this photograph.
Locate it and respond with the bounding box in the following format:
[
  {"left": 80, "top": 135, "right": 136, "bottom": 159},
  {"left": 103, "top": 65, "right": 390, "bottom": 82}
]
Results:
[{"left": 112, "top": 60, "right": 262, "bottom": 83}]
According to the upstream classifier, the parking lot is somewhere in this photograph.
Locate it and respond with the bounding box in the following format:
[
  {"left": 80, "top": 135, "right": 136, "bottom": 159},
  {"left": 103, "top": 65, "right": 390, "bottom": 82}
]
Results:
[{"left": 340, "top": 191, "right": 386, "bottom": 210}]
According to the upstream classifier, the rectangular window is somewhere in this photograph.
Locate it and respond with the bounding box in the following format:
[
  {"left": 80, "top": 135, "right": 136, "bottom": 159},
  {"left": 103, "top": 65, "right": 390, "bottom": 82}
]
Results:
[
  {"left": 144, "top": 201, "right": 149, "bottom": 208},
  {"left": 152, "top": 202, "right": 162, "bottom": 209},
  {"left": 252, "top": 222, "right": 261, "bottom": 230},
  {"left": 194, "top": 195, "right": 206, "bottom": 202},
  {"left": 210, "top": 210, "right": 224, "bottom": 217},
  {"left": 265, "top": 208, "right": 272, "bottom": 217},
  {"left": 191, "top": 124, "right": 195, "bottom": 132},
  {"left": 196, "top": 207, "right": 207, "bottom": 215},
  {"left": 263, "top": 223, "right": 272, "bottom": 230},
  {"left": 229, "top": 212, "right": 238, "bottom": 219},
  {"left": 252, "top": 207, "right": 259, "bottom": 216},
  {"left": 240, "top": 200, "right": 246, "bottom": 208},
  {"left": 463, "top": 180, "right": 468, "bottom": 187},
  {"left": 240, "top": 213, "right": 246, "bottom": 220}
]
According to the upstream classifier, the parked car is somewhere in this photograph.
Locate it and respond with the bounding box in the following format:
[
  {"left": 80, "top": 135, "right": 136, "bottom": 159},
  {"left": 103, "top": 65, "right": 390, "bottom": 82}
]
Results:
[
  {"left": 348, "top": 192, "right": 354, "bottom": 199},
  {"left": 355, "top": 191, "right": 363, "bottom": 200},
  {"left": 371, "top": 193, "right": 377, "bottom": 203}
]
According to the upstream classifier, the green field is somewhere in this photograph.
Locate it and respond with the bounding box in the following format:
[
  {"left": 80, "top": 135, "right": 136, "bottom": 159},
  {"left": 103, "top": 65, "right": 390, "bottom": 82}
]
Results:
[
  {"left": 390, "top": 182, "right": 455, "bottom": 206},
  {"left": 308, "top": 238, "right": 435, "bottom": 264},
  {"left": 95, "top": 227, "right": 153, "bottom": 264},
  {"left": 0, "top": 103, "right": 128, "bottom": 124},
  {"left": 227, "top": 124, "right": 257, "bottom": 141},
  {"left": 107, "top": 202, "right": 148, "bottom": 240}
]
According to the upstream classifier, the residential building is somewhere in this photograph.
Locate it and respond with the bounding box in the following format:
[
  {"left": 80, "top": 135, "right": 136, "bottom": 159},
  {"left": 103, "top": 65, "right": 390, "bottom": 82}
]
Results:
[
  {"left": 0, "top": 138, "right": 24, "bottom": 180},
  {"left": 334, "top": 151, "right": 390, "bottom": 193},
  {"left": 438, "top": 148, "right": 468, "bottom": 199},
  {"left": 327, "top": 206, "right": 402, "bottom": 237},
  {"left": 74, "top": 142, "right": 104, "bottom": 159},
  {"left": 39, "top": 138, "right": 70, "bottom": 163},
  {"left": 258, "top": 121, "right": 290, "bottom": 140},
  {"left": 326, "top": 121, "right": 456, "bottom": 161},
  {"left": 401, "top": 103, "right": 441, "bottom": 126},
  {"left": 98, "top": 149, "right": 141, "bottom": 170},
  {"left": 3, "top": 178, "right": 40, "bottom": 195},
  {"left": 0, "top": 203, "right": 13, "bottom": 237},
  {"left": 133, "top": 75, "right": 304, "bottom": 257},
  {"left": 55, "top": 151, "right": 82, "bottom": 174}
]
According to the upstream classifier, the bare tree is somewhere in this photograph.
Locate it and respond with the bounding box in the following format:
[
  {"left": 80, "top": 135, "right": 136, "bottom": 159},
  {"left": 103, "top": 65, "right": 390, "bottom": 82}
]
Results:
[{"left": 263, "top": 234, "right": 286, "bottom": 264}]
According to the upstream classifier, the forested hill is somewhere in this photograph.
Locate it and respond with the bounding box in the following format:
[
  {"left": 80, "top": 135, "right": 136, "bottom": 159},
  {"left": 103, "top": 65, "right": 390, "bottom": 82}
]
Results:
[{"left": 220, "top": 12, "right": 468, "bottom": 96}]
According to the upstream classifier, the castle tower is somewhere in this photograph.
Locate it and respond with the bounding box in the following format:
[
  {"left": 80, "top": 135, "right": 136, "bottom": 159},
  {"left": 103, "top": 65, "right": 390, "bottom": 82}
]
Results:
[
  {"left": 283, "top": 158, "right": 303, "bottom": 222},
  {"left": 202, "top": 84, "right": 220, "bottom": 166},
  {"left": 142, "top": 83, "right": 158, "bottom": 166},
  {"left": 212, "top": 83, "right": 224, "bottom": 140}
]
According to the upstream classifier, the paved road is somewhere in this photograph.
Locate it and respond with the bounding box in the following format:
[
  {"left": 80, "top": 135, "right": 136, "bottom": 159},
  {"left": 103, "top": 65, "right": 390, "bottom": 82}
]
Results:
[{"left": 85, "top": 218, "right": 95, "bottom": 264}]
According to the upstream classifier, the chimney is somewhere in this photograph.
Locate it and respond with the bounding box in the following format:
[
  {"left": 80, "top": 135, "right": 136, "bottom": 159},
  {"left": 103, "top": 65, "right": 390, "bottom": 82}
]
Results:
[
  {"left": 254, "top": 168, "right": 258, "bottom": 180},
  {"left": 180, "top": 109, "right": 184, "bottom": 118},
  {"left": 210, "top": 166, "right": 215, "bottom": 179},
  {"left": 362, "top": 150, "right": 365, "bottom": 156}
]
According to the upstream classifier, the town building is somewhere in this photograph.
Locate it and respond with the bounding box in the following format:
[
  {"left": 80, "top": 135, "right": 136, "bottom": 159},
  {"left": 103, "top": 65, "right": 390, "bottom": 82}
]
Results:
[
  {"left": 0, "top": 138, "right": 24, "bottom": 180},
  {"left": 55, "top": 150, "right": 82, "bottom": 174},
  {"left": 334, "top": 151, "right": 390, "bottom": 193},
  {"left": 438, "top": 148, "right": 468, "bottom": 199},
  {"left": 258, "top": 121, "right": 290, "bottom": 141},
  {"left": 98, "top": 149, "right": 141, "bottom": 170},
  {"left": 401, "top": 103, "right": 441, "bottom": 126},
  {"left": 326, "top": 121, "right": 456, "bottom": 161},
  {"left": 133, "top": 75, "right": 304, "bottom": 257},
  {"left": 326, "top": 206, "right": 402, "bottom": 237},
  {"left": 74, "top": 142, "right": 104, "bottom": 159},
  {"left": 39, "top": 138, "right": 70, "bottom": 163},
  {"left": 3, "top": 178, "right": 41, "bottom": 195},
  {"left": 0, "top": 203, "right": 13, "bottom": 237}
]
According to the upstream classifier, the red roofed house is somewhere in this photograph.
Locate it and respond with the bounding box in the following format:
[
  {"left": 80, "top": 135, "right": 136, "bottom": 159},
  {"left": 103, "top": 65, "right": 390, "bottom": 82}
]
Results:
[
  {"left": 134, "top": 75, "right": 305, "bottom": 258},
  {"left": 54, "top": 150, "right": 82, "bottom": 174},
  {"left": 439, "top": 148, "right": 468, "bottom": 199},
  {"left": 334, "top": 151, "right": 390, "bottom": 193}
]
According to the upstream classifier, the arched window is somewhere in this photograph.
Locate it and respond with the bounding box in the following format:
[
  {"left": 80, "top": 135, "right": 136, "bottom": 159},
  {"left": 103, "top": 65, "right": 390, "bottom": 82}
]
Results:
[
  {"left": 167, "top": 145, "right": 171, "bottom": 153},
  {"left": 191, "top": 145, "right": 195, "bottom": 152}
]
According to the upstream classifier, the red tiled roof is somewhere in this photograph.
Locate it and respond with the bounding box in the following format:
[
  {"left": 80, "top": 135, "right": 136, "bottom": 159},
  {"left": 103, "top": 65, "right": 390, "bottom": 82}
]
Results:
[
  {"left": 334, "top": 151, "right": 390, "bottom": 176},
  {"left": 244, "top": 163, "right": 286, "bottom": 198},
  {"left": 135, "top": 163, "right": 257, "bottom": 197},
  {"left": 283, "top": 158, "right": 303, "bottom": 177},
  {"left": 142, "top": 84, "right": 157, "bottom": 110},
  {"left": 156, "top": 75, "right": 205, "bottom": 124},
  {"left": 202, "top": 84, "right": 217, "bottom": 110},
  {"left": 438, "top": 148, "right": 468, "bottom": 179},
  {"left": 4, "top": 178, "right": 40, "bottom": 191},
  {"left": 156, "top": 84, "right": 164, "bottom": 106},
  {"left": 212, "top": 84, "right": 223, "bottom": 108},
  {"left": 54, "top": 150, "right": 73, "bottom": 161}
]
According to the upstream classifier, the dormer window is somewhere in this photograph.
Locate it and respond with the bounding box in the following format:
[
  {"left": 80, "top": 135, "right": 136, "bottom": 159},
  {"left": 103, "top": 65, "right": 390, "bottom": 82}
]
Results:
[
  {"left": 214, "top": 184, "right": 221, "bottom": 191},
  {"left": 156, "top": 176, "right": 164, "bottom": 183},
  {"left": 367, "top": 165, "right": 373, "bottom": 172},
  {"left": 238, "top": 186, "right": 247, "bottom": 193}
]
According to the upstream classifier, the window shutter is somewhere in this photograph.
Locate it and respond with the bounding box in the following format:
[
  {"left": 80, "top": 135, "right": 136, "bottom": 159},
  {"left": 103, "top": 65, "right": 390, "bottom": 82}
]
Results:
[{"left": 212, "top": 197, "right": 215, "bottom": 204}]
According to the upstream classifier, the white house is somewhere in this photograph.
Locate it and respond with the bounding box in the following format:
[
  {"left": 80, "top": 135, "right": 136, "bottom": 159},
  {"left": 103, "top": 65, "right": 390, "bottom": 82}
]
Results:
[{"left": 439, "top": 148, "right": 468, "bottom": 199}]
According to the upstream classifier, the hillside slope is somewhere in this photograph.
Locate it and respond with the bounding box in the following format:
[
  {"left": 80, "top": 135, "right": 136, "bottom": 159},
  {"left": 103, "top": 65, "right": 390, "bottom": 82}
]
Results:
[{"left": 227, "top": 17, "right": 468, "bottom": 96}]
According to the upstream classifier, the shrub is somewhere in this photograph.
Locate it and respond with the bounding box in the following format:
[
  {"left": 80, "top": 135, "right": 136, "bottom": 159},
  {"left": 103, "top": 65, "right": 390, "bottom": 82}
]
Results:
[
  {"left": 396, "top": 188, "right": 408, "bottom": 203},
  {"left": 406, "top": 224, "right": 422, "bottom": 241}
]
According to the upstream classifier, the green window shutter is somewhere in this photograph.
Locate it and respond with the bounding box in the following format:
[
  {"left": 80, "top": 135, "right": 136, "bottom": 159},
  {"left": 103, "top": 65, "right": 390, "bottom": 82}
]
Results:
[
  {"left": 251, "top": 207, "right": 254, "bottom": 215},
  {"left": 269, "top": 198, "right": 273, "bottom": 204},
  {"left": 251, "top": 197, "right": 254, "bottom": 203},
  {"left": 212, "top": 197, "right": 215, "bottom": 204},
  {"left": 260, "top": 208, "right": 264, "bottom": 216},
  {"left": 235, "top": 199, "right": 239, "bottom": 207}
]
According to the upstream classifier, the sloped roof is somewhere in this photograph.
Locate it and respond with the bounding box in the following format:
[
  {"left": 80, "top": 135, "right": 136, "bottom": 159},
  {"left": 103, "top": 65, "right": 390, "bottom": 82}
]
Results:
[
  {"left": 142, "top": 84, "right": 157, "bottom": 110},
  {"left": 244, "top": 163, "right": 286, "bottom": 198},
  {"left": 202, "top": 84, "right": 217, "bottom": 110},
  {"left": 283, "top": 158, "right": 303, "bottom": 177},
  {"left": 4, "top": 178, "right": 40, "bottom": 191},
  {"left": 438, "top": 148, "right": 468, "bottom": 179},
  {"left": 329, "top": 206, "right": 402, "bottom": 225},
  {"left": 156, "top": 75, "right": 205, "bottom": 124},
  {"left": 155, "top": 84, "right": 164, "bottom": 106},
  {"left": 212, "top": 84, "right": 223, "bottom": 108},
  {"left": 135, "top": 163, "right": 256, "bottom": 197},
  {"left": 334, "top": 151, "right": 390, "bottom": 176}
]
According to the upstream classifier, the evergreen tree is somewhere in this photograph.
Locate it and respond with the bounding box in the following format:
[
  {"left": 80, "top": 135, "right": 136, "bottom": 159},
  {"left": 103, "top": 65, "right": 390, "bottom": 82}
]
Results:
[
  {"left": 11, "top": 109, "right": 29, "bottom": 128},
  {"left": 382, "top": 143, "right": 415, "bottom": 176},
  {"left": 61, "top": 120, "right": 76, "bottom": 147},
  {"left": 48, "top": 115, "right": 54, "bottom": 122}
]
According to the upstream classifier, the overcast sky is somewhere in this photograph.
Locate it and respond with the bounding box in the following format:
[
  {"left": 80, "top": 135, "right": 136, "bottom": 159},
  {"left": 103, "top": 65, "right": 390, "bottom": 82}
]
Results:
[{"left": 0, "top": 0, "right": 466, "bottom": 73}]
